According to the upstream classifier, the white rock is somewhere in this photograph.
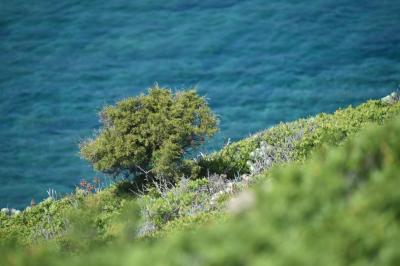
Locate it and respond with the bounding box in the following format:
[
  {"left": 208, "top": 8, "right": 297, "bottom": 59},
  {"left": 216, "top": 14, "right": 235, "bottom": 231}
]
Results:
[{"left": 381, "top": 91, "right": 400, "bottom": 104}]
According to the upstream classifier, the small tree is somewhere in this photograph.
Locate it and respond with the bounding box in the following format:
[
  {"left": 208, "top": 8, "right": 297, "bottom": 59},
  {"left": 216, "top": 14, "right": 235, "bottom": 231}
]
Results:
[{"left": 80, "top": 85, "right": 218, "bottom": 183}]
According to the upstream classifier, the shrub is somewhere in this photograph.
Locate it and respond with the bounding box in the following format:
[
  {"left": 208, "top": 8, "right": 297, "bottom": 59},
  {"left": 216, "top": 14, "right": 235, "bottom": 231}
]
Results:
[
  {"left": 199, "top": 100, "right": 400, "bottom": 177},
  {"left": 0, "top": 187, "right": 127, "bottom": 248},
  {"left": 139, "top": 176, "right": 231, "bottom": 234},
  {"left": 80, "top": 85, "right": 218, "bottom": 183}
]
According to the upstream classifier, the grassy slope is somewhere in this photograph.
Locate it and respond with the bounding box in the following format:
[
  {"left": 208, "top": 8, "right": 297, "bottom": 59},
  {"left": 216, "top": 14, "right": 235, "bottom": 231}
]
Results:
[
  {"left": 1, "top": 99, "right": 400, "bottom": 265},
  {"left": 199, "top": 100, "right": 400, "bottom": 177}
]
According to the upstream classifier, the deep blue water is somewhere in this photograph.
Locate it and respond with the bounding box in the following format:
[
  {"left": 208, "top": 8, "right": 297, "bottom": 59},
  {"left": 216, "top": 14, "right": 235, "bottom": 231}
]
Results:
[{"left": 1, "top": 0, "right": 400, "bottom": 208}]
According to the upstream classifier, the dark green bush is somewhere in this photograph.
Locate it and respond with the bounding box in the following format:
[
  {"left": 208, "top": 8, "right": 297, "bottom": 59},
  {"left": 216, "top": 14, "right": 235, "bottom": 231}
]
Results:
[{"left": 80, "top": 86, "right": 218, "bottom": 183}]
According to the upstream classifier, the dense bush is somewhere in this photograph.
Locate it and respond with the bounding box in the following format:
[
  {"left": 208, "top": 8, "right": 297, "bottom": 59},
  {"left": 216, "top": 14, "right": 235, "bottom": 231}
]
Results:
[
  {"left": 140, "top": 179, "right": 212, "bottom": 231},
  {"left": 80, "top": 86, "right": 218, "bottom": 183},
  {"left": 139, "top": 175, "right": 242, "bottom": 235},
  {"left": 199, "top": 100, "right": 400, "bottom": 177},
  {"left": 0, "top": 187, "right": 126, "bottom": 248},
  {"left": 0, "top": 174, "right": 236, "bottom": 248}
]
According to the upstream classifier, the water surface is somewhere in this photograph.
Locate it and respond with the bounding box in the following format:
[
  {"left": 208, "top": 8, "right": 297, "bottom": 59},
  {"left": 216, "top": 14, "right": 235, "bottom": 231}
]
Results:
[{"left": 1, "top": 0, "right": 400, "bottom": 208}]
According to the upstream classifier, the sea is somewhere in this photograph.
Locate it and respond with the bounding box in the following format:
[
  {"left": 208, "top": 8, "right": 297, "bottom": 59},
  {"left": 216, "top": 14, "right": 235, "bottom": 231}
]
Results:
[{"left": 1, "top": 0, "right": 400, "bottom": 208}]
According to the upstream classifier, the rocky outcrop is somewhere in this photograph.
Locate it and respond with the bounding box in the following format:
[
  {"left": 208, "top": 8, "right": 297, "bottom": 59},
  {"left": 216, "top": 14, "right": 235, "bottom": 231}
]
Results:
[{"left": 381, "top": 91, "right": 400, "bottom": 104}]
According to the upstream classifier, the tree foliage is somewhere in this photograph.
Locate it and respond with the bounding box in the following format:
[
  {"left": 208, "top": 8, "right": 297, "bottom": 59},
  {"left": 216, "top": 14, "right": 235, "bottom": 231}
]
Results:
[{"left": 80, "top": 86, "right": 218, "bottom": 182}]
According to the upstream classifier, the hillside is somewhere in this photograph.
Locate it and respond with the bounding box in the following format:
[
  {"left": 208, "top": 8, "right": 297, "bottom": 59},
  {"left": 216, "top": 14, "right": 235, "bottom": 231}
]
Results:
[{"left": 1, "top": 95, "right": 400, "bottom": 266}]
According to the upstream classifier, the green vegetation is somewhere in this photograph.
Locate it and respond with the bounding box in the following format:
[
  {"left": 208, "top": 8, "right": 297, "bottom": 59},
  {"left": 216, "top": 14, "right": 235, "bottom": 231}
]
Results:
[
  {"left": 1, "top": 93, "right": 400, "bottom": 266},
  {"left": 80, "top": 86, "right": 218, "bottom": 183},
  {"left": 199, "top": 100, "right": 400, "bottom": 177},
  {"left": 0, "top": 187, "right": 125, "bottom": 248}
]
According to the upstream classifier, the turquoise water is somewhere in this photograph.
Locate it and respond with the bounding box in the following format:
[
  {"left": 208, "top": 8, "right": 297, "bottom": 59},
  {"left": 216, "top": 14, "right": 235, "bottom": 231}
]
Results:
[{"left": 1, "top": 0, "right": 400, "bottom": 208}]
